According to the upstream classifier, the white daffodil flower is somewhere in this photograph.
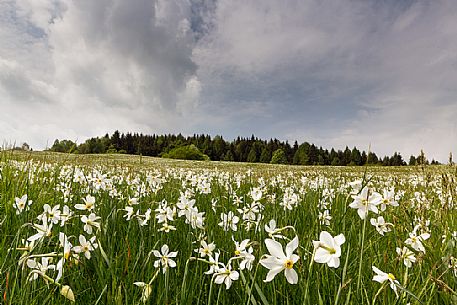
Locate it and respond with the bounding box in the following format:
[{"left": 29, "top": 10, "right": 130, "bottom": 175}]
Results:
[
  {"left": 380, "top": 189, "right": 399, "bottom": 211},
  {"left": 28, "top": 216, "right": 53, "bottom": 242},
  {"left": 259, "top": 236, "right": 300, "bottom": 284},
  {"left": 74, "top": 235, "right": 98, "bottom": 259},
  {"left": 27, "top": 257, "right": 55, "bottom": 281},
  {"left": 264, "top": 219, "right": 285, "bottom": 239},
  {"left": 313, "top": 231, "right": 345, "bottom": 268},
  {"left": 153, "top": 244, "right": 178, "bottom": 273},
  {"left": 218, "top": 211, "right": 239, "bottom": 232},
  {"left": 81, "top": 213, "right": 101, "bottom": 235},
  {"left": 349, "top": 187, "right": 382, "bottom": 219},
  {"left": 134, "top": 282, "right": 153, "bottom": 303},
  {"left": 75, "top": 195, "right": 95, "bottom": 211},
  {"left": 396, "top": 247, "right": 416, "bottom": 268},
  {"left": 370, "top": 216, "right": 393, "bottom": 236},
  {"left": 196, "top": 240, "right": 216, "bottom": 258},
  {"left": 372, "top": 266, "right": 400, "bottom": 297},
  {"left": 405, "top": 228, "right": 430, "bottom": 253},
  {"left": 13, "top": 194, "right": 32, "bottom": 214},
  {"left": 214, "top": 263, "right": 239, "bottom": 289}
]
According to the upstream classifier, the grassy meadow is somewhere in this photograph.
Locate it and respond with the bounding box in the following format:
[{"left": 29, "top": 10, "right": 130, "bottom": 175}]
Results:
[{"left": 0, "top": 150, "right": 456, "bottom": 304}]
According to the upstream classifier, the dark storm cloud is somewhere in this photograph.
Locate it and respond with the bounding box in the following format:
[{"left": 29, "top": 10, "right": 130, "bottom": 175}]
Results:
[{"left": 1, "top": 0, "right": 457, "bottom": 161}]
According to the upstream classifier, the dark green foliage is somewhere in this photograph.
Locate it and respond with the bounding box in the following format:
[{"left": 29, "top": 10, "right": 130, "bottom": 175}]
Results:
[
  {"left": 50, "top": 139, "right": 77, "bottom": 153},
  {"left": 162, "top": 144, "right": 209, "bottom": 161},
  {"left": 270, "top": 148, "right": 287, "bottom": 164},
  {"left": 51, "top": 130, "right": 421, "bottom": 166}
]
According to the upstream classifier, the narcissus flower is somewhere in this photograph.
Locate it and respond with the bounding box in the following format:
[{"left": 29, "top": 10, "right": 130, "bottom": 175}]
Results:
[
  {"left": 313, "top": 231, "right": 345, "bottom": 268},
  {"left": 81, "top": 213, "right": 101, "bottom": 235},
  {"left": 214, "top": 263, "right": 239, "bottom": 289},
  {"left": 349, "top": 187, "right": 382, "bottom": 219},
  {"left": 13, "top": 194, "right": 32, "bottom": 214},
  {"left": 153, "top": 244, "right": 177, "bottom": 273},
  {"left": 75, "top": 195, "right": 95, "bottom": 211},
  {"left": 396, "top": 247, "right": 416, "bottom": 268},
  {"left": 372, "top": 266, "right": 400, "bottom": 297},
  {"left": 370, "top": 216, "right": 393, "bottom": 236},
  {"left": 259, "top": 236, "right": 299, "bottom": 284},
  {"left": 74, "top": 235, "right": 98, "bottom": 259}
]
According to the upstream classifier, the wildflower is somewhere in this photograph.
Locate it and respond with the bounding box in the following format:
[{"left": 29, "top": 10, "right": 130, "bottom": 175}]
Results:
[
  {"left": 134, "top": 282, "right": 153, "bottom": 303},
  {"left": 405, "top": 229, "right": 430, "bottom": 253},
  {"left": 205, "top": 251, "right": 222, "bottom": 275},
  {"left": 396, "top": 247, "right": 416, "bottom": 268},
  {"left": 81, "top": 213, "right": 101, "bottom": 235},
  {"left": 159, "top": 222, "right": 176, "bottom": 232},
  {"left": 259, "top": 236, "right": 300, "bottom": 284},
  {"left": 313, "top": 231, "right": 345, "bottom": 268},
  {"left": 38, "top": 204, "right": 61, "bottom": 225},
  {"left": 75, "top": 195, "right": 95, "bottom": 211},
  {"left": 27, "top": 257, "right": 55, "bottom": 281},
  {"left": 186, "top": 208, "right": 205, "bottom": 229},
  {"left": 218, "top": 211, "right": 239, "bottom": 231},
  {"left": 349, "top": 187, "right": 382, "bottom": 219},
  {"left": 214, "top": 263, "right": 239, "bottom": 289},
  {"left": 318, "top": 210, "right": 332, "bottom": 226},
  {"left": 59, "top": 205, "right": 73, "bottom": 226},
  {"left": 56, "top": 232, "right": 74, "bottom": 282},
  {"left": 28, "top": 216, "right": 53, "bottom": 242},
  {"left": 176, "top": 196, "right": 196, "bottom": 218},
  {"left": 370, "top": 216, "right": 393, "bottom": 236},
  {"left": 60, "top": 285, "right": 75, "bottom": 303},
  {"left": 380, "top": 189, "right": 399, "bottom": 211},
  {"left": 128, "top": 197, "right": 139, "bottom": 205},
  {"left": 372, "top": 266, "right": 400, "bottom": 297},
  {"left": 196, "top": 240, "right": 216, "bottom": 258},
  {"left": 264, "top": 219, "right": 285, "bottom": 239},
  {"left": 74, "top": 235, "right": 98, "bottom": 259},
  {"left": 250, "top": 187, "right": 263, "bottom": 201},
  {"left": 233, "top": 239, "right": 255, "bottom": 270},
  {"left": 13, "top": 194, "right": 32, "bottom": 214},
  {"left": 153, "top": 244, "right": 177, "bottom": 273},
  {"left": 123, "top": 206, "right": 134, "bottom": 221},
  {"left": 138, "top": 208, "right": 152, "bottom": 226}
]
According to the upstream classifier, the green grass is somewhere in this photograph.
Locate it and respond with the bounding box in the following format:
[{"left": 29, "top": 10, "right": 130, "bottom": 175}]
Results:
[{"left": 0, "top": 150, "right": 456, "bottom": 304}]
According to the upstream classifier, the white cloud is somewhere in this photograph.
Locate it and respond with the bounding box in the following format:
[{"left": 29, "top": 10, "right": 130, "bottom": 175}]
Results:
[{"left": 1, "top": 0, "right": 457, "bottom": 161}]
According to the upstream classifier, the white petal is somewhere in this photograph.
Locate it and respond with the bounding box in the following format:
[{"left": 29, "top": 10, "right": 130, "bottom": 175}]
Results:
[
  {"left": 334, "top": 234, "right": 345, "bottom": 246},
  {"left": 285, "top": 268, "right": 298, "bottom": 284},
  {"left": 314, "top": 248, "right": 331, "bottom": 264},
  {"left": 265, "top": 239, "right": 286, "bottom": 259},
  {"left": 327, "top": 256, "right": 340, "bottom": 268},
  {"left": 214, "top": 274, "right": 225, "bottom": 285},
  {"left": 319, "top": 231, "right": 334, "bottom": 247},
  {"left": 285, "top": 236, "right": 299, "bottom": 257},
  {"left": 264, "top": 266, "right": 284, "bottom": 282}
]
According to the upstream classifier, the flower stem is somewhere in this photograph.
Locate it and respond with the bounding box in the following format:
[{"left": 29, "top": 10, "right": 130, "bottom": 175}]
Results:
[{"left": 357, "top": 213, "right": 368, "bottom": 294}]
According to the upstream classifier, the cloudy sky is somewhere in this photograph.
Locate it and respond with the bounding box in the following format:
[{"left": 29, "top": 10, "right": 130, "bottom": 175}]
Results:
[{"left": 1, "top": 0, "right": 457, "bottom": 161}]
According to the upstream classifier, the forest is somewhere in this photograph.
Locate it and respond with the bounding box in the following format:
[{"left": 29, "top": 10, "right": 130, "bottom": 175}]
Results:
[{"left": 49, "top": 131, "right": 437, "bottom": 166}]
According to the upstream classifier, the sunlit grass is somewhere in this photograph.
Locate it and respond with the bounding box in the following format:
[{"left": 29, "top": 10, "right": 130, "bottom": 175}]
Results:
[{"left": 0, "top": 150, "right": 456, "bottom": 304}]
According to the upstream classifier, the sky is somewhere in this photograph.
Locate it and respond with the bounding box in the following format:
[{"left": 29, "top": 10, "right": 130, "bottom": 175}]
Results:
[{"left": 1, "top": 0, "right": 457, "bottom": 162}]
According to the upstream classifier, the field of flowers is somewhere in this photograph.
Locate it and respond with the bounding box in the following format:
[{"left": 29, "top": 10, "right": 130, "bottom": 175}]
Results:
[{"left": 0, "top": 151, "right": 456, "bottom": 304}]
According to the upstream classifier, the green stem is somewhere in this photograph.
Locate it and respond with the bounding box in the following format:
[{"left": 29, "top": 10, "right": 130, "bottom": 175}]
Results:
[{"left": 357, "top": 212, "right": 368, "bottom": 294}]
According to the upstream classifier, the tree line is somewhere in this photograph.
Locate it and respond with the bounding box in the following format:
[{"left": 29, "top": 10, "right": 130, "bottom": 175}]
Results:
[{"left": 49, "top": 131, "right": 440, "bottom": 166}]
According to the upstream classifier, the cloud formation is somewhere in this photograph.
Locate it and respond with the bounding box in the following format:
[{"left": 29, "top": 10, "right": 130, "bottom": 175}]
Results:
[{"left": 1, "top": 0, "right": 456, "bottom": 161}]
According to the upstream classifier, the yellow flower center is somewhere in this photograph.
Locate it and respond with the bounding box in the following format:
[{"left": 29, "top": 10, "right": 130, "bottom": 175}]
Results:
[
  {"left": 284, "top": 259, "right": 294, "bottom": 269},
  {"left": 388, "top": 273, "right": 396, "bottom": 281},
  {"left": 234, "top": 250, "right": 241, "bottom": 256}
]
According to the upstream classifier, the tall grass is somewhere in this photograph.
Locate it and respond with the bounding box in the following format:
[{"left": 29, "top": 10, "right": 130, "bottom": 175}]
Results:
[{"left": 0, "top": 151, "right": 456, "bottom": 304}]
